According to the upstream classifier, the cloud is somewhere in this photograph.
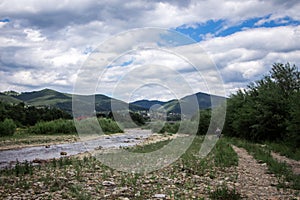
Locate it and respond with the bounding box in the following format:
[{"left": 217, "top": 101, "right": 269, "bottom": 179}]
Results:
[{"left": 0, "top": 0, "right": 300, "bottom": 101}]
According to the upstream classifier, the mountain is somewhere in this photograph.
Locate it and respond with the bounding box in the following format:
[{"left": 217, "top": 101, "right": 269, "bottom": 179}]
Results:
[
  {"left": 0, "top": 93, "right": 22, "bottom": 104},
  {"left": 14, "top": 88, "right": 71, "bottom": 105},
  {"left": 162, "top": 92, "right": 226, "bottom": 114},
  {"left": 3, "top": 88, "right": 142, "bottom": 113},
  {"left": 130, "top": 100, "right": 166, "bottom": 110},
  {"left": 131, "top": 92, "right": 226, "bottom": 114},
  {"left": 1, "top": 88, "right": 226, "bottom": 115}
]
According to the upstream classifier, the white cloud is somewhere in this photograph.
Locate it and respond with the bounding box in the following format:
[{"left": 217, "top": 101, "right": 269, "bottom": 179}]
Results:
[{"left": 0, "top": 0, "right": 300, "bottom": 100}]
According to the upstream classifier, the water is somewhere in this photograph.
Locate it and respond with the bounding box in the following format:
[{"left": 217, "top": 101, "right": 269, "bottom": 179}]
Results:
[{"left": 0, "top": 129, "right": 152, "bottom": 169}]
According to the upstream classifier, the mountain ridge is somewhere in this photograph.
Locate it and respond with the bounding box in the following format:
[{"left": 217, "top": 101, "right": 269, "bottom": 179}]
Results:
[{"left": 1, "top": 88, "right": 226, "bottom": 114}]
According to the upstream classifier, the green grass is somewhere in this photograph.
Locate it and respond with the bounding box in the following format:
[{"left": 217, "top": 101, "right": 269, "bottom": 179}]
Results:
[
  {"left": 209, "top": 185, "right": 242, "bottom": 200},
  {"left": 129, "top": 139, "right": 171, "bottom": 153},
  {"left": 213, "top": 138, "right": 239, "bottom": 168},
  {"left": 266, "top": 141, "right": 300, "bottom": 161},
  {"left": 230, "top": 137, "right": 300, "bottom": 190}
]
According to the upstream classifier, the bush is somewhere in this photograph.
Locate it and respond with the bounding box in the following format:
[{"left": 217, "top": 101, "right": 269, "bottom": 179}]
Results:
[
  {"left": 150, "top": 121, "right": 180, "bottom": 134},
  {"left": 29, "top": 119, "right": 76, "bottom": 135},
  {"left": 0, "top": 118, "right": 17, "bottom": 136},
  {"left": 98, "top": 118, "right": 123, "bottom": 134},
  {"left": 29, "top": 118, "right": 123, "bottom": 135}
]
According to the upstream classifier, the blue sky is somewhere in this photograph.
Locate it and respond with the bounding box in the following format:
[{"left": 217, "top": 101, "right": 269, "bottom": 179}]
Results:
[
  {"left": 175, "top": 15, "right": 300, "bottom": 42},
  {"left": 0, "top": 0, "right": 300, "bottom": 101}
]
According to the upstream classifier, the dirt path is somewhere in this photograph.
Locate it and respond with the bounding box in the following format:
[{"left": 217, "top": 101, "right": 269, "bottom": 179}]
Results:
[
  {"left": 231, "top": 145, "right": 297, "bottom": 199},
  {"left": 271, "top": 151, "right": 300, "bottom": 175}
]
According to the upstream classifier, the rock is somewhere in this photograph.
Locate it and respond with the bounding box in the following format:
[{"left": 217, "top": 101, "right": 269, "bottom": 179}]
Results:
[
  {"left": 95, "top": 165, "right": 101, "bottom": 170},
  {"left": 135, "top": 191, "right": 141, "bottom": 197},
  {"left": 60, "top": 151, "right": 67, "bottom": 155},
  {"left": 95, "top": 146, "right": 103, "bottom": 150},
  {"left": 153, "top": 194, "right": 166, "bottom": 199},
  {"left": 32, "top": 158, "right": 46, "bottom": 163},
  {"left": 113, "top": 187, "right": 128, "bottom": 195},
  {"left": 102, "top": 181, "right": 116, "bottom": 186},
  {"left": 45, "top": 145, "right": 50, "bottom": 148},
  {"left": 118, "top": 197, "right": 129, "bottom": 200}
]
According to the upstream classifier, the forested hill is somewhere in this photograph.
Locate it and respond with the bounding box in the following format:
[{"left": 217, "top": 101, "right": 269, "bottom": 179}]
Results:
[
  {"left": 0, "top": 89, "right": 145, "bottom": 113},
  {"left": 1, "top": 89, "right": 226, "bottom": 114}
]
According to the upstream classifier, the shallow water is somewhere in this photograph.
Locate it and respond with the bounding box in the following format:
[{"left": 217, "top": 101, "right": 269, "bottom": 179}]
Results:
[{"left": 0, "top": 129, "right": 152, "bottom": 169}]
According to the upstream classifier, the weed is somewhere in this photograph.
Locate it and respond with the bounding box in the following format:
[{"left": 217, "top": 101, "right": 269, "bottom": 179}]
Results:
[
  {"left": 209, "top": 185, "right": 242, "bottom": 200},
  {"left": 213, "top": 138, "right": 238, "bottom": 168},
  {"left": 69, "top": 184, "right": 92, "bottom": 200},
  {"left": 230, "top": 138, "right": 300, "bottom": 190}
]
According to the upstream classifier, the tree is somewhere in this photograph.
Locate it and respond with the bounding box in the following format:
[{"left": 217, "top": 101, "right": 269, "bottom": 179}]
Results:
[
  {"left": 0, "top": 118, "right": 16, "bottom": 136},
  {"left": 224, "top": 63, "right": 299, "bottom": 142}
]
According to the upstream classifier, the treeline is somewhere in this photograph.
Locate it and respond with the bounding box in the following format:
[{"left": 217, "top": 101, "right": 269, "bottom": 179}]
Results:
[
  {"left": 0, "top": 102, "right": 72, "bottom": 126},
  {"left": 224, "top": 63, "right": 300, "bottom": 148}
]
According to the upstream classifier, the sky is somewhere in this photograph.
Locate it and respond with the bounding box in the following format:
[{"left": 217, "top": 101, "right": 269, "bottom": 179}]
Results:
[{"left": 1, "top": 0, "right": 300, "bottom": 102}]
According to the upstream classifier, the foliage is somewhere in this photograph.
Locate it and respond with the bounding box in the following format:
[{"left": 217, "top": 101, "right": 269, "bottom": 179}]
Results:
[
  {"left": 148, "top": 121, "right": 180, "bottom": 134},
  {"left": 28, "top": 119, "right": 76, "bottom": 135},
  {"left": 28, "top": 118, "right": 123, "bottom": 135},
  {"left": 224, "top": 63, "right": 300, "bottom": 148},
  {"left": 0, "top": 118, "right": 17, "bottom": 136},
  {"left": 98, "top": 118, "right": 123, "bottom": 134},
  {"left": 0, "top": 101, "right": 72, "bottom": 126},
  {"left": 107, "top": 111, "right": 145, "bottom": 128}
]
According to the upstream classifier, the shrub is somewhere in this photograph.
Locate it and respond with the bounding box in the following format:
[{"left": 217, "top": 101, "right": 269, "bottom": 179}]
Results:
[
  {"left": 29, "top": 119, "right": 76, "bottom": 135},
  {"left": 98, "top": 118, "right": 123, "bottom": 134},
  {"left": 29, "top": 118, "right": 123, "bottom": 135},
  {"left": 0, "top": 118, "right": 17, "bottom": 136}
]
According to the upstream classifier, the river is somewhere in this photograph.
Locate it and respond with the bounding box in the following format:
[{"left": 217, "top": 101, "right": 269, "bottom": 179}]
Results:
[{"left": 0, "top": 129, "right": 152, "bottom": 169}]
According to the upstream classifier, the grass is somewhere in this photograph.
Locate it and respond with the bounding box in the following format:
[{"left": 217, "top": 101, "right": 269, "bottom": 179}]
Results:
[
  {"left": 265, "top": 141, "right": 300, "bottom": 161},
  {"left": 0, "top": 117, "right": 124, "bottom": 149},
  {"left": 0, "top": 136, "right": 244, "bottom": 199},
  {"left": 128, "top": 139, "right": 171, "bottom": 153},
  {"left": 2, "top": 135, "right": 299, "bottom": 198},
  {"left": 230, "top": 137, "right": 300, "bottom": 190},
  {"left": 213, "top": 138, "right": 239, "bottom": 168},
  {"left": 209, "top": 185, "right": 242, "bottom": 200}
]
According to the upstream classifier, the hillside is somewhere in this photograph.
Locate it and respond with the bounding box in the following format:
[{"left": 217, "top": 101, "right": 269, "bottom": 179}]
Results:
[
  {"left": 131, "top": 92, "right": 226, "bottom": 114},
  {"left": 2, "top": 88, "right": 144, "bottom": 113},
  {"left": 1, "top": 89, "right": 226, "bottom": 114},
  {"left": 130, "top": 100, "right": 166, "bottom": 109},
  {"left": 0, "top": 93, "right": 22, "bottom": 104}
]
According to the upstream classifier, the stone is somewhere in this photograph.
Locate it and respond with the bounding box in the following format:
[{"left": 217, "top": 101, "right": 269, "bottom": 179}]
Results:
[
  {"left": 153, "top": 194, "right": 166, "bottom": 199},
  {"left": 60, "top": 151, "right": 67, "bottom": 155},
  {"left": 102, "top": 181, "right": 116, "bottom": 186}
]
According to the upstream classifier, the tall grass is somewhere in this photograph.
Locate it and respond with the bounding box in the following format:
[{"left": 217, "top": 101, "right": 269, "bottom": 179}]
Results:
[{"left": 266, "top": 141, "right": 300, "bottom": 161}]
